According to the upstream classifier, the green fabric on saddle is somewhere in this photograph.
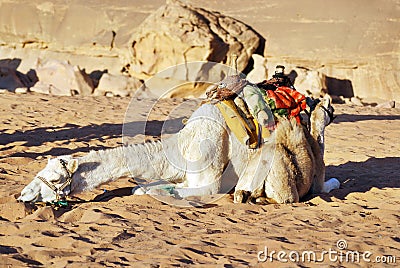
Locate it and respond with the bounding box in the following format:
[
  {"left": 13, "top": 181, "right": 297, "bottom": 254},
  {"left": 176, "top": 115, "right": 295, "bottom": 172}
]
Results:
[{"left": 265, "top": 97, "right": 289, "bottom": 118}]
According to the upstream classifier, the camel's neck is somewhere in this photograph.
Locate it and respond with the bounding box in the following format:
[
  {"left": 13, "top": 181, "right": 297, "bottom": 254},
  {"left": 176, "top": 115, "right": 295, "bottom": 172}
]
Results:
[
  {"left": 310, "top": 110, "right": 327, "bottom": 158},
  {"left": 71, "top": 139, "right": 175, "bottom": 193}
]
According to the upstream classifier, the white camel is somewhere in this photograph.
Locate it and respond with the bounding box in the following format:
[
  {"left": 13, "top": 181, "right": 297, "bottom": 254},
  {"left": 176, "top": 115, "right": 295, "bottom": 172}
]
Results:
[{"left": 18, "top": 96, "right": 339, "bottom": 204}]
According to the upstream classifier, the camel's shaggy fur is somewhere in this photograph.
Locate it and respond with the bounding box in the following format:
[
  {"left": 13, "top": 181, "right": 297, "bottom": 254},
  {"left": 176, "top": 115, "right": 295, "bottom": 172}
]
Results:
[
  {"left": 18, "top": 97, "right": 339, "bottom": 204},
  {"left": 236, "top": 117, "right": 325, "bottom": 203}
]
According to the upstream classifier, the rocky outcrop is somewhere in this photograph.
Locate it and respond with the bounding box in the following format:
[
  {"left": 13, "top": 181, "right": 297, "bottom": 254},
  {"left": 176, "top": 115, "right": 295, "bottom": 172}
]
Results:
[
  {"left": 30, "top": 60, "right": 94, "bottom": 96},
  {"left": 292, "top": 67, "right": 325, "bottom": 97},
  {"left": 0, "top": 66, "right": 28, "bottom": 92},
  {"left": 266, "top": 57, "right": 400, "bottom": 103},
  {"left": 246, "top": 54, "right": 268, "bottom": 83},
  {"left": 0, "top": 1, "right": 397, "bottom": 101},
  {"left": 94, "top": 73, "right": 143, "bottom": 97},
  {"left": 124, "top": 0, "right": 265, "bottom": 80},
  {"left": 0, "top": 59, "right": 31, "bottom": 92}
]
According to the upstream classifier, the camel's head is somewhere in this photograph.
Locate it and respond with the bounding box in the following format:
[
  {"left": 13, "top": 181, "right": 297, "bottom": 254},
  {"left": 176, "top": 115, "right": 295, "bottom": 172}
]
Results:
[
  {"left": 311, "top": 95, "right": 336, "bottom": 127},
  {"left": 18, "top": 156, "right": 78, "bottom": 203}
]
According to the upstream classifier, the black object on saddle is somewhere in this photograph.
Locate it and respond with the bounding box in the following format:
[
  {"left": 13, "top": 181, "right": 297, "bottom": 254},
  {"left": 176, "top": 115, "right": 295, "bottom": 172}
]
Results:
[{"left": 256, "top": 65, "right": 295, "bottom": 91}]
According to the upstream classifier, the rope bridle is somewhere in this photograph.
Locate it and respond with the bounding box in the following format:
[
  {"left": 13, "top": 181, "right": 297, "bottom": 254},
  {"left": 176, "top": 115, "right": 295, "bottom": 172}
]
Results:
[
  {"left": 36, "top": 159, "right": 73, "bottom": 202},
  {"left": 320, "top": 105, "right": 336, "bottom": 125},
  {"left": 304, "top": 98, "right": 336, "bottom": 130}
]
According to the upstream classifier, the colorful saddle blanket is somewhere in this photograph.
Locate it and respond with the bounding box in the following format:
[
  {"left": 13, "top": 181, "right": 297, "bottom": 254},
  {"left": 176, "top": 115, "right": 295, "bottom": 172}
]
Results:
[{"left": 264, "top": 86, "right": 307, "bottom": 123}]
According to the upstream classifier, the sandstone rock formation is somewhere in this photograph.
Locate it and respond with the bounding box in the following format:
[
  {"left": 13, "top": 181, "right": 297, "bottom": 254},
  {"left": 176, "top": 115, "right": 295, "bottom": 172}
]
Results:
[
  {"left": 246, "top": 54, "right": 268, "bottom": 83},
  {"left": 124, "top": 0, "right": 265, "bottom": 80},
  {"left": 292, "top": 67, "right": 325, "bottom": 97},
  {"left": 0, "top": 59, "right": 31, "bottom": 92},
  {"left": 30, "top": 59, "right": 94, "bottom": 96},
  {"left": 0, "top": 0, "right": 397, "bottom": 101},
  {"left": 376, "top": 100, "right": 396, "bottom": 108},
  {"left": 94, "top": 73, "right": 143, "bottom": 97}
]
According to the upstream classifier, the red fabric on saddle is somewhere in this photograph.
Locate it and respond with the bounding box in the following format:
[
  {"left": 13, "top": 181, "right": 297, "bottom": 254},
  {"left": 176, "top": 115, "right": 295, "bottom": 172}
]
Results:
[{"left": 266, "top": 86, "right": 307, "bottom": 123}]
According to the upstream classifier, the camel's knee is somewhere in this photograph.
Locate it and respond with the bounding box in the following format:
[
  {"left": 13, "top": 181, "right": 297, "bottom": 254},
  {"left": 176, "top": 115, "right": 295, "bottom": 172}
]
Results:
[{"left": 322, "top": 178, "right": 340, "bottom": 193}]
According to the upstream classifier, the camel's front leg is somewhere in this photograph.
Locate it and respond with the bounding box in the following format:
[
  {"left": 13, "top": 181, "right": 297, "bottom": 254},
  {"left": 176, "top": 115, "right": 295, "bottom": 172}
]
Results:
[
  {"left": 175, "top": 158, "right": 226, "bottom": 198},
  {"left": 131, "top": 166, "right": 225, "bottom": 199},
  {"left": 132, "top": 177, "right": 222, "bottom": 198},
  {"left": 233, "top": 149, "right": 267, "bottom": 203}
]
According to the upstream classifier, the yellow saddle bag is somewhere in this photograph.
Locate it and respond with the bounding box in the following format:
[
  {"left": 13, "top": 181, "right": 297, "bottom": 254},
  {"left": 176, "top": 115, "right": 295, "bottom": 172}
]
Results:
[{"left": 215, "top": 99, "right": 260, "bottom": 149}]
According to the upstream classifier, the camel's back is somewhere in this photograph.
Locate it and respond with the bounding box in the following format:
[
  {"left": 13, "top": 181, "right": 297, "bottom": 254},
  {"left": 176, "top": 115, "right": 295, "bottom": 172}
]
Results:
[
  {"left": 188, "top": 103, "right": 225, "bottom": 123},
  {"left": 178, "top": 103, "right": 230, "bottom": 168}
]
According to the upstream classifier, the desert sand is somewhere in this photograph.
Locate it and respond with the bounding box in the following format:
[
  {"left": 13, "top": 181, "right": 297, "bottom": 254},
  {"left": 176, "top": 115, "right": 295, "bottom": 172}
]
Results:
[
  {"left": 0, "top": 0, "right": 399, "bottom": 267},
  {"left": 0, "top": 91, "right": 399, "bottom": 266}
]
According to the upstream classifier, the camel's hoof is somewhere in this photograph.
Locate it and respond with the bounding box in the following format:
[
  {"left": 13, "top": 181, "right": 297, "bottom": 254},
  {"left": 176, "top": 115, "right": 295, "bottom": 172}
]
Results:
[
  {"left": 233, "top": 190, "right": 251, "bottom": 203},
  {"left": 254, "top": 197, "right": 268, "bottom": 205}
]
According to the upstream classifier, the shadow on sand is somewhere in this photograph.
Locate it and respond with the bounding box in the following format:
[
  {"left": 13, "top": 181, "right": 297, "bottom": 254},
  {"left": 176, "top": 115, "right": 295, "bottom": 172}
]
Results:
[
  {"left": 305, "top": 156, "right": 399, "bottom": 202},
  {"left": 0, "top": 117, "right": 185, "bottom": 158},
  {"left": 332, "top": 113, "right": 400, "bottom": 124}
]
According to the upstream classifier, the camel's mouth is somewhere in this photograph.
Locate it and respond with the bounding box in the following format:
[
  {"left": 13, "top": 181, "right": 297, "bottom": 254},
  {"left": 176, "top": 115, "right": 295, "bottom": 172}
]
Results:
[
  {"left": 18, "top": 191, "right": 59, "bottom": 203},
  {"left": 17, "top": 188, "right": 40, "bottom": 203},
  {"left": 17, "top": 176, "right": 60, "bottom": 203}
]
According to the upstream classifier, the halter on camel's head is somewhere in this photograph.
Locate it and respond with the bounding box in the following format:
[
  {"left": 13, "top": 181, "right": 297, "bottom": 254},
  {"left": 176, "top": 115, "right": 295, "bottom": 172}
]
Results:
[
  {"left": 18, "top": 156, "right": 78, "bottom": 204},
  {"left": 37, "top": 159, "right": 73, "bottom": 200},
  {"left": 312, "top": 96, "right": 336, "bottom": 126},
  {"left": 320, "top": 100, "right": 336, "bottom": 125}
]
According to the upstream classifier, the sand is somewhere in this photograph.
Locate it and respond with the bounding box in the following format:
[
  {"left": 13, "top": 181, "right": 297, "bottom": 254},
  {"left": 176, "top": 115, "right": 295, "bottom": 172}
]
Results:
[{"left": 0, "top": 91, "right": 399, "bottom": 267}]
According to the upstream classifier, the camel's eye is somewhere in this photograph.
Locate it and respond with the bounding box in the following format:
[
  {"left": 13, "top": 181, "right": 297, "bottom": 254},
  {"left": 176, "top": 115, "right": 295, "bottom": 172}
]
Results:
[{"left": 49, "top": 177, "right": 62, "bottom": 183}]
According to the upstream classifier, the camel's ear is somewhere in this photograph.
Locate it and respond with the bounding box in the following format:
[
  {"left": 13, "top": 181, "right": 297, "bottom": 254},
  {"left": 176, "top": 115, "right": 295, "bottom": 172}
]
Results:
[
  {"left": 67, "top": 159, "right": 79, "bottom": 173},
  {"left": 322, "top": 94, "right": 331, "bottom": 108}
]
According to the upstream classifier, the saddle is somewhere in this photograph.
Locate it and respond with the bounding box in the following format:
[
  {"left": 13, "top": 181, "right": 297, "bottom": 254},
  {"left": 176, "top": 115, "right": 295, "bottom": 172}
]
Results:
[
  {"left": 207, "top": 75, "right": 307, "bottom": 149},
  {"left": 205, "top": 75, "right": 261, "bottom": 148}
]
